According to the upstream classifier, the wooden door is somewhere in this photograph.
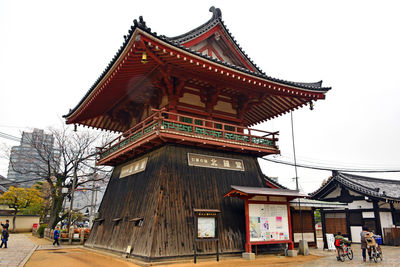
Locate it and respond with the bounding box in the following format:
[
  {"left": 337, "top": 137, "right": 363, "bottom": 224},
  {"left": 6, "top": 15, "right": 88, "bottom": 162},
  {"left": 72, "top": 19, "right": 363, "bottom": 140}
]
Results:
[{"left": 325, "top": 212, "right": 347, "bottom": 236}]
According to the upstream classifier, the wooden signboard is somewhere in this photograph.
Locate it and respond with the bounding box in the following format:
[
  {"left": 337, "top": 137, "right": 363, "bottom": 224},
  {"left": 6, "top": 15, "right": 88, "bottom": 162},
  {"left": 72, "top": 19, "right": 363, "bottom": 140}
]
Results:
[
  {"left": 188, "top": 153, "right": 244, "bottom": 171},
  {"left": 119, "top": 157, "right": 148, "bottom": 178},
  {"left": 193, "top": 209, "right": 221, "bottom": 263},
  {"left": 326, "top": 233, "right": 336, "bottom": 250}
]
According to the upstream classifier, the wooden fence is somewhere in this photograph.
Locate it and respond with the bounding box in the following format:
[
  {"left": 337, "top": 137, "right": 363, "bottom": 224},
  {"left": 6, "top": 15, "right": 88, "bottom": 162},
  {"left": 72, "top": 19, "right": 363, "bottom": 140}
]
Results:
[
  {"left": 41, "top": 228, "right": 89, "bottom": 245},
  {"left": 383, "top": 228, "right": 400, "bottom": 246}
]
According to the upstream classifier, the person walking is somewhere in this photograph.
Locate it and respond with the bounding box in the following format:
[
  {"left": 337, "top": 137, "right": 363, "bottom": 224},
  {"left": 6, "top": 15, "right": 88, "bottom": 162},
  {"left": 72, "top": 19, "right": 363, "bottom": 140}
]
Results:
[
  {"left": 53, "top": 227, "right": 60, "bottom": 246},
  {"left": 0, "top": 227, "right": 8, "bottom": 248},
  {"left": 0, "top": 220, "right": 9, "bottom": 231},
  {"left": 360, "top": 226, "right": 371, "bottom": 262}
]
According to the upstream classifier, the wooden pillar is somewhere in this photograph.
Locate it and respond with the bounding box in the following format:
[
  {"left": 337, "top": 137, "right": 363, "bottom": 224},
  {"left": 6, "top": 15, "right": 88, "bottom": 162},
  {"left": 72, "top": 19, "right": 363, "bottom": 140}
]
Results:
[
  {"left": 287, "top": 202, "right": 294, "bottom": 250},
  {"left": 244, "top": 198, "right": 251, "bottom": 253},
  {"left": 290, "top": 207, "right": 295, "bottom": 245},
  {"left": 345, "top": 208, "right": 351, "bottom": 241},
  {"left": 390, "top": 203, "right": 396, "bottom": 226},
  {"left": 373, "top": 201, "right": 382, "bottom": 236},
  {"left": 311, "top": 208, "right": 317, "bottom": 246},
  {"left": 321, "top": 209, "right": 328, "bottom": 249}
]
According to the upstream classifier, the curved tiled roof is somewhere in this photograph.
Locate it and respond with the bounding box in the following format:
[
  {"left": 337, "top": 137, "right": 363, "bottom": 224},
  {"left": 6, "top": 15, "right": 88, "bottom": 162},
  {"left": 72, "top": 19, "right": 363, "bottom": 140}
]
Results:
[
  {"left": 0, "top": 184, "right": 7, "bottom": 193},
  {"left": 166, "top": 6, "right": 263, "bottom": 74},
  {"left": 264, "top": 175, "right": 288, "bottom": 189},
  {"left": 64, "top": 7, "right": 330, "bottom": 119},
  {"left": 310, "top": 172, "right": 400, "bottom": 202}
]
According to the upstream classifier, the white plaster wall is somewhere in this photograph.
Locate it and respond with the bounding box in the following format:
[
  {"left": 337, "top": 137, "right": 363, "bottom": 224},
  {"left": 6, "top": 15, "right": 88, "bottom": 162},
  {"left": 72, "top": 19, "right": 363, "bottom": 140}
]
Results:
[
  {"left": 350, "top": 226, "right": 363, "bottom": 243},
  {"left": 380, "top": 212, "right": 393, "bottom": 241},
  {"left": 324, "top": 187, "right": 341, "bottom": 199},
  {"left": 379, "top": 202, "right": 391, "bottom": 209},
  {"left": 362, "top": 212, "right": 375, "bottom": 218},
  {"left": 347, "top": 200, "right": 373, "bottom": 210},
  {"left": 349, "top": 191, "right": 361, "bottom": 196},
  {"left": 294, "top": 233, "right": 314, "bottom": 242},
  {"left": 0, "top": 215, "right": 39, "bottom": 232}
]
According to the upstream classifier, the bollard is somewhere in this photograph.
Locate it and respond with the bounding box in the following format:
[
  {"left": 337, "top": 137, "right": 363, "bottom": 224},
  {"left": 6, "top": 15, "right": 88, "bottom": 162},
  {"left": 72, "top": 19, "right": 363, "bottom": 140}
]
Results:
[
  {"left": 68, "top": 231, "right": 73, "bottom": 245},
  {"left": 80, "top": 229, "right": 85, "bottom": 244}
]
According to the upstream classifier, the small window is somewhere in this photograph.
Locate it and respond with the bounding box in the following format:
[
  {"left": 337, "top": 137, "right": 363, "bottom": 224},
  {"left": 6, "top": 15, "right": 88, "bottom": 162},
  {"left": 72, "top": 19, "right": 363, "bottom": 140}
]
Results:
[
  {"left": 112, "top": 218, "right": 122, "bottom": 226},
  {"left": 96, "top": 218, "right": 105, "bottom": 225},
  {"left": 215, "top": 123, "right": 222, "bottom": 129},
  {"left": 194, "top": 119, "right": 203, "bottom": 126},
  {"left": 130, "top": 217, "right": 144, "bottom": 227},
  {"left": 135, "top": 218, "right": 144, "bottom": 227}
]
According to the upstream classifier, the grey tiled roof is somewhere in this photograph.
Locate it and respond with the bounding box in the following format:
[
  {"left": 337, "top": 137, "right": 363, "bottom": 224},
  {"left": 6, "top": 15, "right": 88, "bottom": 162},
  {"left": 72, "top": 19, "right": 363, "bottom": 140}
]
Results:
[
  {"left": 290, "top": 198, "right": 346, "bottom": 208},
  {"left": 310, "top": 172, "right": 400, "bottom": 201},
  {"left": 264, "top": 175, "right": 288, "bottom": 189},
  {"left": 0, "top": 185, "right": 7, "bottom": 193},
  {"left": 231, "top": 185, "right": 307, "bottom": 198}
]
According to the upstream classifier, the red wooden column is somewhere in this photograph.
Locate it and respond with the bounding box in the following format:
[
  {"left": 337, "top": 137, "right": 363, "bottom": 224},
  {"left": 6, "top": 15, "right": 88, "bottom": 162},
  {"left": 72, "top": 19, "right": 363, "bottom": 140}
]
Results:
[
  {"left": 244, "top": 198, "right": 251, "bottom": 253},
  {"left": 287, "top": 202, "right": 294, "bottom": 250}
]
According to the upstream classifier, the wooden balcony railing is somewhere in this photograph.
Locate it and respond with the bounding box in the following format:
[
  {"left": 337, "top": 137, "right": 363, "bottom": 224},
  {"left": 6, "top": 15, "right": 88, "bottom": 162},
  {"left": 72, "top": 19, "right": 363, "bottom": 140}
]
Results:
[{"left": 97, "top": 110, "right": 279, "bottom": 163}]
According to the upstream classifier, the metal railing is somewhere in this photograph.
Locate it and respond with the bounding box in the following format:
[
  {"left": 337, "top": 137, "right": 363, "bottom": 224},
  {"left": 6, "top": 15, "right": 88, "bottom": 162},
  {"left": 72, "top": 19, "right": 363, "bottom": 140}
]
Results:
[{"left": 97, "top": 110, "right": 279, "bottom": 160}]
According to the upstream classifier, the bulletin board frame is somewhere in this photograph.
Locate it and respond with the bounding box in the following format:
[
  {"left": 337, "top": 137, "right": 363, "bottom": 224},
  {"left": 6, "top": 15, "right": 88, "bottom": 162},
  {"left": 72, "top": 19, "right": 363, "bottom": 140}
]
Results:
[
  {"left": 193, "top": 209, "right": 221, "bottom": 264},
  {"left": 245, "top": 199, "right": 294, "bottom": 252}
]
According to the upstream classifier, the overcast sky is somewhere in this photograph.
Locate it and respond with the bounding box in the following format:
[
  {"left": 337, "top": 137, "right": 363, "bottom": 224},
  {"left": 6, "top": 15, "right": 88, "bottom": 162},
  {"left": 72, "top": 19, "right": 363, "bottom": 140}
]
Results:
[{"left": 1, "top": 0, "right": 399, "bottom": 193}]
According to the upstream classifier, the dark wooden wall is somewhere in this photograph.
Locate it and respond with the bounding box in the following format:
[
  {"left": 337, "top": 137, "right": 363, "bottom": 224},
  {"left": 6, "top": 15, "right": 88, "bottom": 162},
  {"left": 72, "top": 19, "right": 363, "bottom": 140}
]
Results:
[
  {"left": 86, "top": 143, "right": 269, "bottom": 260},
  {"left": 291, "top": 210, "right": 316, "bottom": 247}
]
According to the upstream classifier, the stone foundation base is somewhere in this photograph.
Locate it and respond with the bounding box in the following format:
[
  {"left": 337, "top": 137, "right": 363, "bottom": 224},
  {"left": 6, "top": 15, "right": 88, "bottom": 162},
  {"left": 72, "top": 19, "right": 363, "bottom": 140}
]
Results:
[
  {"left": 287, "top": 250, "right": 297, "bottom": 257},
  {"left": 242, "top": 252, "right": 255, "bottom": 260},
  {"left": 298, "top": 240, "right": 309, "bottom": 256}
]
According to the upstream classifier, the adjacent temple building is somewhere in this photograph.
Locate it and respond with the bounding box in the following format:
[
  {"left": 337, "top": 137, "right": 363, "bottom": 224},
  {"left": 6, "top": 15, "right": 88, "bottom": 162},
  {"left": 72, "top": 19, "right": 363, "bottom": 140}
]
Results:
[{"left": 64, "top": 7, "right": 330, "bottom": 261}]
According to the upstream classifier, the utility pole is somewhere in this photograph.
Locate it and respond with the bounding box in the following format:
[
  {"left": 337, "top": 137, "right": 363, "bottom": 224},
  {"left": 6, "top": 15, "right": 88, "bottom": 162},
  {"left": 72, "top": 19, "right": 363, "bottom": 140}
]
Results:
[
  {"left": 291, "top": 110, "right": 308, "bottom": 255},
  {"left": 89, "top": 173, "right": 97, "bottom": 228},
  {"left": 67, "top": 160, "right": 78, "bottom": 232}
]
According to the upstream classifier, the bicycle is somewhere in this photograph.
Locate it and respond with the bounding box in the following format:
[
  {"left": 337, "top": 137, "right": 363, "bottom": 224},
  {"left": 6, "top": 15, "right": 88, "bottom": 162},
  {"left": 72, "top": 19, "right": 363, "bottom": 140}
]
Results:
[
  {"left": 365, "top": 232, "right": 383, "bottom": 263},
  {"left": 369, "top": 245, "right": 383, "bottom": 263},
  {"left": 337, "top": 243, "right": 353, "bottom": 262}
]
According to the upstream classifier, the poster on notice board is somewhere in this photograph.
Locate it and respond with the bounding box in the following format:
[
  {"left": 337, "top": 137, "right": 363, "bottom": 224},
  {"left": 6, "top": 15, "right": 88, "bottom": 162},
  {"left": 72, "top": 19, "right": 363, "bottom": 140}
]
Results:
[{"left": 249, "top": 204, "right": 289, "bottom": 242}]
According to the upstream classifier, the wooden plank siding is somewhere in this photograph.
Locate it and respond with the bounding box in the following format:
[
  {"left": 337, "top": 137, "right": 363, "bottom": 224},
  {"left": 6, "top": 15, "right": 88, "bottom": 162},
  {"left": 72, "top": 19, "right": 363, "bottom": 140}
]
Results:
[
  {"left": 86, "top": 143, "right": 271, "bottom": 260},
  {"left": 325, "top": 218, "right": 347, "bottom": 236},
  {"left": 291, "top": 210, "right": 316, "bottom": 247}
]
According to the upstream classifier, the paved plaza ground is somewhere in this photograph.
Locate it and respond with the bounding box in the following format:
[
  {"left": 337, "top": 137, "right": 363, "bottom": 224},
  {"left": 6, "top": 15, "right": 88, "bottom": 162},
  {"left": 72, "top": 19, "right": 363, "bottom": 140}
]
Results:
[
  {"left": 0, "top": 233, "right": 36, "bottom": 267},
  {"left": 0, "top": 234, "right": 399, "bottom": 266}
]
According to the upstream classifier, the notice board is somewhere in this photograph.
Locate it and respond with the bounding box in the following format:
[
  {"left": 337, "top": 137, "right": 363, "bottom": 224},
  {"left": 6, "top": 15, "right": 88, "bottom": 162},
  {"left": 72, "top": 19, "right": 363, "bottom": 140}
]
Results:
[{"left": 249, "top": 203, "right": 289, "bottom": 242}]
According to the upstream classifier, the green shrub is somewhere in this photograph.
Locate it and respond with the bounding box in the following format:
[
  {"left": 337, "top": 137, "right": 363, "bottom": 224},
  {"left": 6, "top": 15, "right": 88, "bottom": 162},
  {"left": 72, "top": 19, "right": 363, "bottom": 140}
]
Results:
[{"left": 37, "top": 223, "right": 48, "bottom": 238}]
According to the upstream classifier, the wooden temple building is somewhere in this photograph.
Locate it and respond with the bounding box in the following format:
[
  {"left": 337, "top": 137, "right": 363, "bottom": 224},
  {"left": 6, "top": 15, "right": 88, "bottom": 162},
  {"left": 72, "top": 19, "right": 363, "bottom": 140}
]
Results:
[
  {"left": 311, "top": 171, "right": 400, "bottom": 247},
  {"left": 64, "top": 7, "right": 330, "bottom": 261}
]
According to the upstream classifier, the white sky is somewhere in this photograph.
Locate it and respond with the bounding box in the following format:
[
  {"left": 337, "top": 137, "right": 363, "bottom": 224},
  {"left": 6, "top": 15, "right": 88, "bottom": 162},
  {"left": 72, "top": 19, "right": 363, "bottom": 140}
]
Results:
[{"left": 1, "top": 0, "right": 399, "bottom": 193}]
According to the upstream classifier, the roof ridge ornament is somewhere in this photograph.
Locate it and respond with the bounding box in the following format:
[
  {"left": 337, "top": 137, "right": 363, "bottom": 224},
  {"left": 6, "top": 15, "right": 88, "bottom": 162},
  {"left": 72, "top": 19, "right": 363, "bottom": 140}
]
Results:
[
  {"left": 133, "top": 16, "right": 151, "bottom": 32},
  {"left": 209, "top": 6, "right": 222, "bottom": 20}
]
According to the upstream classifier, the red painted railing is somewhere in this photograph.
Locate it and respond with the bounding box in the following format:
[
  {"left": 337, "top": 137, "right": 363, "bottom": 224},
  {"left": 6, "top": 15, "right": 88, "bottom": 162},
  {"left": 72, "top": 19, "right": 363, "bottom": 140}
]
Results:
[{"left": 97, "top": 110, "right": 279, "bottom": 161}]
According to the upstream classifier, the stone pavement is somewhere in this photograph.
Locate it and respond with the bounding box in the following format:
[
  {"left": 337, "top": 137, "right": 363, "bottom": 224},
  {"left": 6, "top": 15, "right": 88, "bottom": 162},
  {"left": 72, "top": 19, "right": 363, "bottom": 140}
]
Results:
[
  {"left": 4, "top": 234, "right": 399, "bottom": 267},
  {"left": 302, "top": 244, "right": 400, "bottom": 267},
  {"left": 0, "top": 233, "right": 36, "bottom": 267}
]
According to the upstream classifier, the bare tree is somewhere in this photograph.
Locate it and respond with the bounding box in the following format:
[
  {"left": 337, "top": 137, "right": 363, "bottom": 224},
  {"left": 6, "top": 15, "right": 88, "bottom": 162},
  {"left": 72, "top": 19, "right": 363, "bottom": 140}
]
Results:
[{"left": 4, "top": 125, "right": 113, "bottom": 228}]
